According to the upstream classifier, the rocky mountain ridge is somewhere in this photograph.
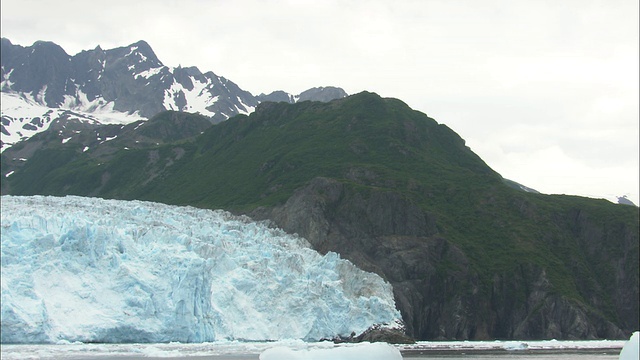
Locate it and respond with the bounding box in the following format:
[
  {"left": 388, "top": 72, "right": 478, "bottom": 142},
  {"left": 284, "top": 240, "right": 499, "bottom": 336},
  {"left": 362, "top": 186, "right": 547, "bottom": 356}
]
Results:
[{"left": 0, "top": 38, "right": 347, "bottom": 152}]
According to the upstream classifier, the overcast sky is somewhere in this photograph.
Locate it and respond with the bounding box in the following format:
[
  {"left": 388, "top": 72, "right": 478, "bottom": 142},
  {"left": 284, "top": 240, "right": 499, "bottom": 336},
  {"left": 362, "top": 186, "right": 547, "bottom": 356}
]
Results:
[{"left": 2, "top": 0, "right": 638, "bottom": 204}]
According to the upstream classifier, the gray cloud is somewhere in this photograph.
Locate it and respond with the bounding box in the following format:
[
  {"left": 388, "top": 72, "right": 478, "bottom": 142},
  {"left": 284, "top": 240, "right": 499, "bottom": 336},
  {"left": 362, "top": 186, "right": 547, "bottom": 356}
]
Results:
[{"left": 1, "top": 0, "right": 638, "bottom": 203}]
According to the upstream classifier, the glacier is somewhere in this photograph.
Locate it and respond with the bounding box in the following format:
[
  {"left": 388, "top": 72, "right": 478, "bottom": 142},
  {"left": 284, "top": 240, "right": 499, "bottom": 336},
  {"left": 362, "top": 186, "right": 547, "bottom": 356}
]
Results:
[{"left": 0, "top": 195, "right": 401, "bottom": 344}]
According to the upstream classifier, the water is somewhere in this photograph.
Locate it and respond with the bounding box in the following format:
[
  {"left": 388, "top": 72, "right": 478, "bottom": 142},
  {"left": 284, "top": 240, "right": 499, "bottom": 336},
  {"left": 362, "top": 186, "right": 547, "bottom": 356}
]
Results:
[
  {"left": 403, "top": 351, "right": 620, "bottom": 359},
  {"left": 0, "top": 340, "right": 626, "bottom": 359}
]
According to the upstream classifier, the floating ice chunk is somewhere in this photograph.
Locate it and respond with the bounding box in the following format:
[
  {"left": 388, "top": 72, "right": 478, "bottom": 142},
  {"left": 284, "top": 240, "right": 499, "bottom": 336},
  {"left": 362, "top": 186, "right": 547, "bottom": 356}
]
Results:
[
  {"left": 619, "top": 331, "right": 639, "bottom": 360},
  {"left": 503, "top": 341, "right": 529, "bottom": 350}
]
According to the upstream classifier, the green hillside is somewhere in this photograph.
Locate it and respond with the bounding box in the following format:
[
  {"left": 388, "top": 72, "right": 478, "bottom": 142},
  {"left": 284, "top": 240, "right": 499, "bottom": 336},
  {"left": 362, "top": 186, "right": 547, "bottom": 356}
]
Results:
[{"left": 143, "top": 92, "right": 499, "bottom": 207}]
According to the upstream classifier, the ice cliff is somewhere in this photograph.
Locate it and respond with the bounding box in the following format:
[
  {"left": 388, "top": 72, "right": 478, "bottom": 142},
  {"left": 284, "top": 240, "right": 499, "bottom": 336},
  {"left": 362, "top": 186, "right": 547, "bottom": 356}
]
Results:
[{"left": 0, "top": 195, "right": 401, "bottom": 344}]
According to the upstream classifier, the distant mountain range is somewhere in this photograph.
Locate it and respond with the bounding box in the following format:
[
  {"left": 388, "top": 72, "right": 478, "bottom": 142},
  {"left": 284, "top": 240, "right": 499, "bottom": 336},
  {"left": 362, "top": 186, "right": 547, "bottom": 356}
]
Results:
[{"left": 0, "top": 38, "right": 347, "bottom": 151}]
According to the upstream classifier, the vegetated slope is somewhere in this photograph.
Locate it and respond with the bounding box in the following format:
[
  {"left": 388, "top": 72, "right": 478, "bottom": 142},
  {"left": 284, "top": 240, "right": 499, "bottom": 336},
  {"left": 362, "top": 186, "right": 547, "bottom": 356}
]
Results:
[
  {"left": 142, "top": 91, "right": 500, "bottom": 209},
  {"left": 2, "top": 92, "right": 637, "bottom": 341},
  {"left": 1, "top": 111, "right": 212, "bottom": 196}
]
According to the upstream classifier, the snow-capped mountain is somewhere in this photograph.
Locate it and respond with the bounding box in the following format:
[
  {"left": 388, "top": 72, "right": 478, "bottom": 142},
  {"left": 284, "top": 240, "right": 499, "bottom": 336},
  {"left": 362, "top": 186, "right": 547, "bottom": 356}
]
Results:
[
  {"left": 1, "top": 38, "right": 256, "bottom": 120},
  {"left": 0, "top": 195, "right": 401, "bottom": 343},
  {"left": 0, "top": 38, "right": 347, "bottom": 152}
]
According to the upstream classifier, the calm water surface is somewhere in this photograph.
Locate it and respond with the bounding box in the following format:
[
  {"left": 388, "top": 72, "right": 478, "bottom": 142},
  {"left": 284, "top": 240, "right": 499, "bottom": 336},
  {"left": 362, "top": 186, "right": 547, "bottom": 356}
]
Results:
[
  {"left": 1, "top": 342, "right": 625, "bottom": 360},
  {"left": 55, "top": 353, "right": 622, "bottom": 360},
  {"left": 403, "top": 351, "right": 620, "bottom": 359}
]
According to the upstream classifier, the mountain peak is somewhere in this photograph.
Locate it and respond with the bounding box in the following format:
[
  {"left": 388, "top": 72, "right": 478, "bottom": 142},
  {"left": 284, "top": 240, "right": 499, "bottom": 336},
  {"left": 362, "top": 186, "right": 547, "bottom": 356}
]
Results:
[
  {"left": 130, "top": 39, "right": 152, "bottom": 48},
  {"left": 298, "top": 86, "right": 348, "bottom": 102},
  {"left": 257, "top": 86, "right": 348, "bottom": 104},
  {"left": 122, "top": 40, "right": 162, "bottom": 66},
  {"left": 31, "top": 40, "right": 70, "bottom": 57}
]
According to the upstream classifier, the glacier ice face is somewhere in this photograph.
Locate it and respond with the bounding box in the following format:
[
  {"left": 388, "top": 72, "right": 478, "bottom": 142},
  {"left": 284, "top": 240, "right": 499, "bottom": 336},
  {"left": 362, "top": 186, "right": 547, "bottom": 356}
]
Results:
[{"left": 0, "top": 195, "right": 401, "bottom": 344}]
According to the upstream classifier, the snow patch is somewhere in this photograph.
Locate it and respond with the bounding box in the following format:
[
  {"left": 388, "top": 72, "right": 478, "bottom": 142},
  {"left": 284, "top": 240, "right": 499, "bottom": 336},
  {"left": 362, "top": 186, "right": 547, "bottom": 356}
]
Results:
[
  {"left": 1, "top": 88, "right": 146, "bottom": 152},
  {"left": 35, "top": 85, "right": 48, "bottom": 104},
  {"left": 135, "top": 66, "right": 163, "bottom": 80},
  {"left": 236, "top": 98, "right": 256, "bottom": 116},
  {"left": 162, "top": 72, "right": 230, "bottom": 117},
  {"left": 1, "top": 92, "right": 61, "bottom": 152},
  {"left": 1, "top": 68, "right": 15, "bottom": 90}
]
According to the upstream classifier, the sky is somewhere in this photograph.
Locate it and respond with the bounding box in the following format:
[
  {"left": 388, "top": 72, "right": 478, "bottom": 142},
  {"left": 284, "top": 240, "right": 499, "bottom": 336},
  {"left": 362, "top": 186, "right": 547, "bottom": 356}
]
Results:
[{"left": 1, "top": 0, "right": 638, "bottom": 204}]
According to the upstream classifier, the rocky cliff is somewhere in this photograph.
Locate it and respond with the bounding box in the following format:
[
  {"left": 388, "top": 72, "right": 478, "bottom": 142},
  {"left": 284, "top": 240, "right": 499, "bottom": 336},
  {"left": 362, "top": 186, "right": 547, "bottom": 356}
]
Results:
[{"left": 250, "top": 177, "right": 637, "bottom": 340}]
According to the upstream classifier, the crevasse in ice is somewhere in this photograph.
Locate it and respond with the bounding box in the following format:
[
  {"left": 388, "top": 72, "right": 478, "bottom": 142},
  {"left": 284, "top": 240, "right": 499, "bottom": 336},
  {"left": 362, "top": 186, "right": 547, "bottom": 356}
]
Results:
[{"left": 0, "top": 195, "right": 401, "bottom": 344}]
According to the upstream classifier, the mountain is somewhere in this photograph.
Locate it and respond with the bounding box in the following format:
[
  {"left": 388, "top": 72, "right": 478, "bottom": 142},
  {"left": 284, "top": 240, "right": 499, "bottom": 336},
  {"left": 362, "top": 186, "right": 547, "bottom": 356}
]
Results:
[
  {"left": 504, "top": 179, "right": 638, "bottom": 207},
  {"left": 1, "top": 195, "right": 401, "bottom": 343},
  {"left": 257, "top": 86, "right": 348, "bottom": 104},
  {"left": 0, "top": 38, "right": 347, "bottom": 152},
  {"left": 617, "top": 196, "right": 637, "bottom": 206},
  {"left": 601, "top": 195, "right": 637, "bottom": 207},
  {"left": 2, "top": 92, "right": 637, "bottom": 341}
]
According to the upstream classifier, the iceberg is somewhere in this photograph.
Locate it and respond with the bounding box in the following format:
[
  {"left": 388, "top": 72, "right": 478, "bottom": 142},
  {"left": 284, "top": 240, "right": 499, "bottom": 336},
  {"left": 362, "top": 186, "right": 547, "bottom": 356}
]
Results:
[
  {"left": 0, "top": 195, "right": 401, "bottom": 344},
  {"left": 619, "top": 331, "right": 639, "bottom": 360}
]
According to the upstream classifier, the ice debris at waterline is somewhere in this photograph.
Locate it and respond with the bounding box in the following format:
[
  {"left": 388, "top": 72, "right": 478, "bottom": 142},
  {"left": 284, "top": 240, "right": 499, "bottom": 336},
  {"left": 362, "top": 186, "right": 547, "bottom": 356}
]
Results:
[
  {"left": 0, "top": 195, "right": 401, "bottom": 344},
  {"left": 259, "top": 342, "right": 402, "bottom": 360}
]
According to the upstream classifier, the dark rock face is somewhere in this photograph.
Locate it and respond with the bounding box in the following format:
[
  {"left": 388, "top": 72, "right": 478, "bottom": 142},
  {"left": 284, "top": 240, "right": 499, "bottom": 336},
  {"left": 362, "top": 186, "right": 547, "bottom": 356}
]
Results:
[
  {"left": 250, "top": 177, "right": 636, "bottom": 341},
  {"left": 1, "top": 39, "right": 73, "bottom": 107},
  {"left": 563, "top": 208, "right": 639, "bottom": 334}
]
